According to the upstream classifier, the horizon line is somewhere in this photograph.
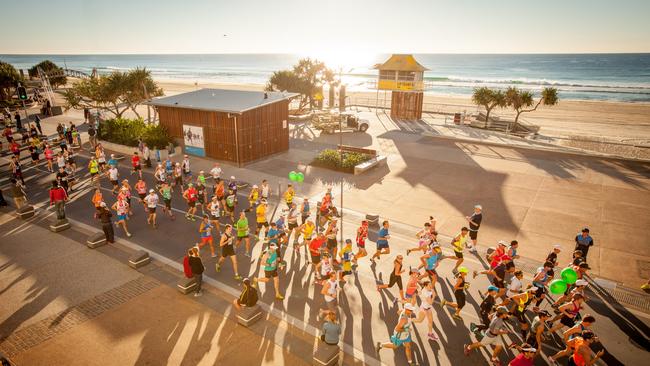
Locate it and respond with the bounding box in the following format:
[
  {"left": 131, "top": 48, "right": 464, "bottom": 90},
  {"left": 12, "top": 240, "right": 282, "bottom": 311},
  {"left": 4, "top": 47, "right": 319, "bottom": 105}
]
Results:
[{"left": 2, "top": 51, "right": 650, "bottom": 56}]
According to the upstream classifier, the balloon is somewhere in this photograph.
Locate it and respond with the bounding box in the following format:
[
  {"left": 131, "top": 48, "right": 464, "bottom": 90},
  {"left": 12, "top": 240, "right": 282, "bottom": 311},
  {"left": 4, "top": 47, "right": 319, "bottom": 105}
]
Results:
[
  {"left": 296, "top": 172, "right": 304, "bottom": 182},
  {"left": 561, "top": 267, "right": 578, "bottom": 285},
  {"left": 549, "top": 279, "right": 568, "bottom": 295},
  {"left": 289, "top": 171, "right": 297, "bottom": 181}
]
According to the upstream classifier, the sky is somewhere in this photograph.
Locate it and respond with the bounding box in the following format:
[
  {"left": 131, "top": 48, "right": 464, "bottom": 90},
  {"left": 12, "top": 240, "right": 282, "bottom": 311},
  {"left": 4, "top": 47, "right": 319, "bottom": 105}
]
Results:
[{"left": 1, "top": 0, "right": 649, "bottom": 55}]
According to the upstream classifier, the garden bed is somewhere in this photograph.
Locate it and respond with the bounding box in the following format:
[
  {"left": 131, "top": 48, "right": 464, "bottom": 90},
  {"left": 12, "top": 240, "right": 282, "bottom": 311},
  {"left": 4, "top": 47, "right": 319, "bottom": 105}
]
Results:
[
  {"left": 311, "top": 149, "right": 373, "bottom": 173},
  {"left": 98, "top": 117, "right": 171, "bottom": 149}
]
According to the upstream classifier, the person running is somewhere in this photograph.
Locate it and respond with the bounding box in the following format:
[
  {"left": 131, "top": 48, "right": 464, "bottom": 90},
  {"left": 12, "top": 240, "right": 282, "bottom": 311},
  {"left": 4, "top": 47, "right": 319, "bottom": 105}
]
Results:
[
  {"left": 255, "top": 243, "right": 284, "bottom": 300},
  {"left": 549, "top": 315, "right": 596, "bottom": 363},
  {"left": 214, "top": 178, "right": 226, "bottom": 211},
  {"left": 196, "top": 183, "right": 207, "bottom": 216},
  {"left": 158, "top": 181, "right": 175, "bottom": 220},
  {"left": 181, "top": 155, "right": 191, "bottom": 178},
  {"left": 508, "top": 344, "right": 538, "bottom": 366},
  {"left": 88, "top": 156, "right": 100, "bottom": 184},
  {"left": 355, "top": 220, "right": 369, "bottom": 261},
  {"left": 173, "top": 162, "right": 183, "bottom": 188},
  {"left": 283, "top": 183, "right": 295, "bottom": 208},
  {"left": 403, "top": 268, "right": 420, "bottom": 306},
  {"left": 413, "top": 280, "right": 438, "bottom": 341},
  {"left": 135, "top": 179, "right": 147, "bottom": 208},
  {"left": 319, "top": 271, "right": 339, "bottom": 318},
  {"left": 197, "top": 215, "right": 217, "bottom": 257},
  {"left": 557, "top": 330, "right": 604, "bottom": 366},
  {"left": 255, "top": 199, "right": 270, "bottom": 239},
  {"left": 164, "top": 156, "right": 173, "bottom": 177},
  {"left": 324, "top": 219, "right": 339, "bottom": 261},
  {"left": 339, "top": 239, "right": 354, "bottom": 282},
  {"left": 419, "top": 243, "right": 454, "bottom": 286},
  {"left": 9, "top": 156, "right": 25, "bottom": 185},
  {"left": 196, "top": 170, "right": 207, "bottom": 187},
  {"left": 111, "top": 196, "right": 132, "bottom": 238},
  {"left": 531, "top": 261, "right": 555, "bottom": 311},
  {"left": 308, "top": 232, "right": 326, "bottom": 279},
  {"left": 107, "top": 154, "right": 118, "bottom": 169},
  {"left": 56, "top": 166, "right": 70, "bottom": 193},
  {"left": 96, "top": 145, "right": 106, "bottom": 171},
  {"left": 508, "top": 287, "right": 539, "bottom": 340},
  {"left": 548, "top": 293, "right": 585, "bottom": 334},
  {"left": 210, "top": 163, "right": 222, "bottom": 182},
  {"left": 144, "top": 189, "right": 159, "bottom": 228},
  {"left": 207, "top": 195, "right": 221, "bottom": 227},
  {"left": 471, "top": 285, "right": 500, "bottom": 335},
  {"left": 371, "top": 220, "right": 391, "bottom": 263},
  {"left": 108, "top": 165, "right": 120, "bottom": 195},
  {"left": 376, "top": 303, "right": 417, "bottom": 365},
  {"left": 299, "top": 197, "right": 310, "bottom": 225},
  {"left": 246, "top": 184, "right": 260, "bottom": 212},
  {"left": 215, "top": 224, "right": 242, "bottom": 280},
  {"left": 44, "top": 144, "right": 54, "bottom": 172},
  {"left": 295, "top": 219, "right": 316, "bottom": 252},
  {"left": 466, "top": 204, "right": 482, "bottom": 253},
  {"left": 546, "top": 244, "right": 562, "bottom": 268},
  {"left": 464, "top": 306, "right": 511, "bottom": 364},
  {"left": 451, "top": 227, "right": 470, "bottom": 274},
  {"left": 474, "top": 259, "right": 516, "bottom": 299},
  {"left": 525, "top": 310, "right": 551, "bottom": 350},
  {"left": 119, "top": 180, "right": 134, "bottom": 215},
  {"left": 260, "top": 179, "right": 271, "bottom": 201},
  {"left": 183, "top": 183, "right": 198, "bottom": 221},
  {"left": 406, "top": 222, "right": 435, "bottom": 255},
  {"left": 441, "top": 267, "right": 469, "bottom": 320},
  {"left": 188, "top": 247, "right": 205, "bottom": 297},
  {"left": 236, "top": 211, "right": 252, "bottom": 256},
  {"left": 377, "top": 255, "right": 405, "bottom": 302},
  {"left": 154, "top": 164, "right": 167, "bottom": 190},
  {"left": 91, "top": 188, "right": 103, "bottom": 209},
  {"left": 224, "top": 189, "right": 237, "bottom": 223}
]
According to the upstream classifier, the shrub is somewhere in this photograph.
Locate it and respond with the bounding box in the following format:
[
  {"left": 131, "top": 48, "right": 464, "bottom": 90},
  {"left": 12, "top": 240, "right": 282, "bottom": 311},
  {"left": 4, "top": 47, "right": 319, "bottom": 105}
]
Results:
[
  {"left": 313, "top": 149, "right": 371, "bottom": 172},
  {"left": 99, "top": 118, "right": 171, "bottom": 149}
]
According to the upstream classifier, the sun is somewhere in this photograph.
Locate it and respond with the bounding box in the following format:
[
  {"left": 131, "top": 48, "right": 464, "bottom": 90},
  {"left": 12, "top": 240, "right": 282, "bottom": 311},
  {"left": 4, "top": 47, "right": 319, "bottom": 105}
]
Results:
[{"left": 302, "top": 48, "right": 379, "bottom": 73}]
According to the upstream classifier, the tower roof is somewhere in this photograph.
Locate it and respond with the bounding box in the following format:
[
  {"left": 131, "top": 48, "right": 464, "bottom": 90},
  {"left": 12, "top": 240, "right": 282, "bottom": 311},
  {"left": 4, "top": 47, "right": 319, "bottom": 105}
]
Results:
[{"left": 374, "top": 54, "right": 429, "bottom": 72}]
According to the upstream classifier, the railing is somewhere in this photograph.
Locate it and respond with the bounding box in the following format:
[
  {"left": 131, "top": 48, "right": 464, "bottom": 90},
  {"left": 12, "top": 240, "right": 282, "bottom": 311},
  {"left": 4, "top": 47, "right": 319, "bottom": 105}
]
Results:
[{"left": 45, "top": 68, "right": 92, "bottom": 79}]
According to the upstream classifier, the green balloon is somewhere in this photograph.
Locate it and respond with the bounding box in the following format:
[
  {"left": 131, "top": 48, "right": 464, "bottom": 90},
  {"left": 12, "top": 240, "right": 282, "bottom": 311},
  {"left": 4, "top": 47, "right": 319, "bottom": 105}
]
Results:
[
  {"left": 297, "top": 172, "right": 304, "bottom": 182},
  {"left": 561, "top": 267, "right": 578, "bottom": 285},
  {"left": 289, "top": 171, "right": 297, "bottom": 181},
  {"left": 549, "top": 279, "right": 568, "bottom": 295}
]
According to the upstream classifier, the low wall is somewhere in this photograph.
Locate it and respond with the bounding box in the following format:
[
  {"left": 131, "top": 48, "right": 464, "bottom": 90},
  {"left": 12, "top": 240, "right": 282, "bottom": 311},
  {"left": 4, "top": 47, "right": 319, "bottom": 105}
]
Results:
[{"left": 98, "top": 140, "right": 179, "bottom": 160}]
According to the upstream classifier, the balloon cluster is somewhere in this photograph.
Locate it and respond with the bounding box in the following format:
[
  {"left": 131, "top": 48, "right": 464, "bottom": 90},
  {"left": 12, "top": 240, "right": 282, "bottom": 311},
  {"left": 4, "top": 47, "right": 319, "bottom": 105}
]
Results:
[
  {"left": 289, "top": 171, "right": 304, "bottom": 182},
  {"left": 549, "top": 267, "right": 578, "bottom": 294}
]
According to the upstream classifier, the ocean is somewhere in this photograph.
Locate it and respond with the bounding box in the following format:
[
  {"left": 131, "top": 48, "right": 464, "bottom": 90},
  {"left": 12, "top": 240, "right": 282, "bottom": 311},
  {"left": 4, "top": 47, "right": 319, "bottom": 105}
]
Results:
[{"left": 2, "top": 53, "right": 649, "bottom": 102}]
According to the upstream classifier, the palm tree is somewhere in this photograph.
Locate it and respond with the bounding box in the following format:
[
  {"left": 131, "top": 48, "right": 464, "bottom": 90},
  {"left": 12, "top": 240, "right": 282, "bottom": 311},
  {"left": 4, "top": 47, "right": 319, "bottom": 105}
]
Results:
[
  {"left": 472, "top": 87, "right": 506, "bottom": 126},
  {"left": 505, "top": 87, "right": 559, "bottom": 125}
]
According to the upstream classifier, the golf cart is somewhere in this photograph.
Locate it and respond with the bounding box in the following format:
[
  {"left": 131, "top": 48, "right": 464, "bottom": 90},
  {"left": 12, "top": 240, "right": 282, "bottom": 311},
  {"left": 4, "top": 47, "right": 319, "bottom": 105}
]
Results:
[{"left": 312, "top": 111, "right": 369, "bottom": 134}]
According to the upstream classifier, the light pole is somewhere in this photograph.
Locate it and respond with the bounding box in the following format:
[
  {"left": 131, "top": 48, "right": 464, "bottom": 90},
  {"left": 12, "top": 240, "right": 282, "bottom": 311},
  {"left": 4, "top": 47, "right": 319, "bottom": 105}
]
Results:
[{"left": 339, "top": 111, "right": 343, "bottom": 244}]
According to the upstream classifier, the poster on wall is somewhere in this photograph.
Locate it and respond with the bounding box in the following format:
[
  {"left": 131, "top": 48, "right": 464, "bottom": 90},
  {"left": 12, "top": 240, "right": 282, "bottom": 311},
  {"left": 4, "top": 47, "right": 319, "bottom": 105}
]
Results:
[{"left": 182, "top": 124, "right": 205, "bottom": 157}]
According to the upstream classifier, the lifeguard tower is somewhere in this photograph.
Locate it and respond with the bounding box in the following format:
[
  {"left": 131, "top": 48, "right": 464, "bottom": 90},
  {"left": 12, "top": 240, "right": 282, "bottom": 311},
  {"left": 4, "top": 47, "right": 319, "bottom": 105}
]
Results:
[{"left": 374, "top": 54, "right": 428, "bottom": 120}]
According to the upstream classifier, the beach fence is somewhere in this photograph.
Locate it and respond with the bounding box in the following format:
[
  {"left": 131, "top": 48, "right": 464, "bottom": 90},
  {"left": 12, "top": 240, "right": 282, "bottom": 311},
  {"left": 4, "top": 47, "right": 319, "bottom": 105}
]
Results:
[
  {"left": 346, "top": 96, "right": 480, "bottom": 116},
  {"left": 558, "top": 136, "right": 650, "bottom": 160}
]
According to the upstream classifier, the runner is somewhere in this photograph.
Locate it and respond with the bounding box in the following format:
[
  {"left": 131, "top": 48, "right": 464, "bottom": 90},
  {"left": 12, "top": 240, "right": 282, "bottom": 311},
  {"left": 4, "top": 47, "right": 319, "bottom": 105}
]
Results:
[
  {"left": 107, "top": 154, "right": 118, "bottom": 169},
  {"left": 525, "top": 310, "right": 551, "bottom": 350},
  {"left": 260, "top": 179, "right": 271, "bottom": 201},
  {"left": 406, "top": 222, "right": 435, "bottom": 255},
  {"left": 207, "top": 195, "right": 221, "bottom": 231},
  {"left": 44, "top": 144, "right": 54, "bottom": 172},
  {"left": 546, "top": 244, "right": 562, "bottom": 267},
  {"left": 319, "top": 271, "right": 339, "bottom": 318},
  {"left": 209, "top": 162, "right": 222, "bottom": 181},
  {"left": 371, "top": 220, "right": 391, "bottom": 263},
  {"left": 91, "top": 188, "right": 103, "bottom": 209},
  {"left": 377, "top": 255, "right": 405, "bottom": 302},
  {"left": 299, "top": 197, "right": 310, "bottom": 225},
  {"left": 198, "top": 215, "right": 216, "bottom": 257},
  {"left": 119, "top": 180, "right": 133, "bottom": 215},
  {"left": 531, "top": 261, "right": 555, "bottom": 311},
  {"left": 9, "top": 156, "right": 24, "bottom": 185},
  {"left": 474, "top": 259, "right": 516, "bottom": 298},
  {"left": 339, "top": 239, "right": 354, "bottom": 282},
  {"left": 255, "top": 199, "right": 269, "bottom": 238},
  {"left": 418, "top": 243, "right": 454, "bottom": 286},
  {"left": 88, "top": 156, "right": 100, "bottom": 184},
  {"left": 508, "top": 287, "right": 539, "bottom": 340},
  {"left": 548, "top": 293, "right": 585, "bottom": 334},
  {"left": 464, "top": 306, "right": 511, "bottom": 365},
  {"left": 413, "top": 280, "right": 438, "bottom": 341},
  {"left": 286, "top": 202, "right": 300, "bottom": 244},
  {"left": 308, "top": 232, "right": 327, "bottom": 280},
  {"left": 283, "top": 183, "right": 295, "bottom": 208},
  {"left": 144, "top": 189, "right": 159, "bottom": 228},
  {"left": 182, "top": 183, "right": 198, "bottom": 221},
  {"left": 255, "top": 243, "right": 284, "bottom": 300},
  {"left": 441, "top": 266, "right": 470, "bottom": 320},
  {"left": 548, "top": 315, "right": 596, "bottom": 363},
  {"left": 324, "top": 219, "right": 339, "bottom": 261},
  {"left": 181, "top": 155, "right": 191, "bottom": 178},
  {"left": 55, "top": 166, "right": 69, "bottom": 193},
  {"left": 508, "top": 344, "right": 538, "bottom": 366},
  {"left": 135, "top": 179, "right": 147, "bottom": 208},
  {"left": 376, "top": 303, "right": 417, "bottom": 365},
  {"left": 295, "top": 218, "right": 316, "bottom": 252},
  {"left": 215, "top": 224, "right": 242, "bottom": 280},
  {"left": 107, "top": 165, "right": 120, "bottom": 194},
  {"left": 154, "top": 164, "right": 167, "bottom": 190},
  {"left": 354, "top": 220, "right": 369, "bottom": 261},
  {"left": 245, "top": 184, "right": 260, "bottom": 212},
  {"left": 466, "top": 204, "right": 482, "bottom": 253},
  {"left": 196, "top": 170, "right": 207, "bottom": 187},
  {"left": 451, "top": 227, "right": 470, "bottom": 274},
  {"left": 111, "top": 196, "right": 132, "bottom": 237},
  {"left": 196, "top": 183, "right": 207, "bottom": 216},
  {"left": 215, "top": 178, "right": 226, "bottom": 212},
  {"left": 403, "top": 268, "right": 420, "bottom": 306},
  {"left": 224, "top": 189, "right": 237, "bottom": 223},
  {"left": 96, "top": 144, "right": 106, "bottom": 171},
  {"left": 470, "top": 285, "right": 499, "bottom": 335},
  {"left": 173, "top": 162, "right": 183, "bottom": 188},
  {"left": 158, "top": 181, "right": 175, "bottom": 220},
  {"left": 559, "top": 330, "right": 604, "bottom": 366},
  {"left": 235, "top": 211, "right": 252, "bottom": 257},
  {"left": 228, "top": 175, "right": 238, "bottom": 195}
]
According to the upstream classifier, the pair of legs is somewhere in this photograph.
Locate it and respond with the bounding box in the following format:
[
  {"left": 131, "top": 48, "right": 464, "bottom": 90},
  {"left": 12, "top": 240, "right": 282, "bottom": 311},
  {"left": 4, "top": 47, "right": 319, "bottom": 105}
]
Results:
[
  {"left": 413, "top": 308, "right": 437, "bottom": 340},
  {"left": 147, "top": 209, "right": 157, "bottom": 227},
  {"left": 441, "top": 290, "right": 465, "bottom": 319},
  {"left": 216, "top": 253, "right": 240, "bottom": 279},
  {"left": 199, "top": 237, "right": 216, "bottom": 257},
  {"left": 116, "top": 217, "right": 132, "bottom": 237},
  {"left": 377, "top": 273, "right": 405, "bottom": 302},
  {"left": 377, "top": 339, "right": 413, "bottom": 364},
  {"left": 372, "top": 245, "right": 390, "bottom": 261},
  {"left": 255, "top": 271, "right": 283, "bottom": 299},
  {"left": 236, "top": 235, "right": 252, "bottom": 255},
  {"left": 185, "top": 203, "right": 197, "bottom": 220}
]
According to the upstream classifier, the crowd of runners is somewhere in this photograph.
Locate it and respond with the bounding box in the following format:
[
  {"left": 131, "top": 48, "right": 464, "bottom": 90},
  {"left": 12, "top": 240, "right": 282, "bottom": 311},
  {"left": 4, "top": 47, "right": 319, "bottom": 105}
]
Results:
[{"left": 2, "top": 117, "right": 612, "bottom": 366}]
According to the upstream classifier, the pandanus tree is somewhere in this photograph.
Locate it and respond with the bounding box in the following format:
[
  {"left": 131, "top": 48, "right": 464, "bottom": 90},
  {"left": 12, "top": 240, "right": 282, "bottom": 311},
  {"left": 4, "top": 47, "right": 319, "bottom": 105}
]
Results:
[{"left": 505, "top": 87, "right": 559, "bottom": 124}]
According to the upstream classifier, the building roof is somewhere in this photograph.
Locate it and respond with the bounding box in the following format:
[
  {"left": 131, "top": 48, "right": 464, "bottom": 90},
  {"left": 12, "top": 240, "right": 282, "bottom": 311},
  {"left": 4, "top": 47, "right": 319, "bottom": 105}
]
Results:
[
  {"left": 374, "top": 54, "right": 429, "bottom": 72},
  {"left": 146, "top": 88, "right": 299, "bottom": 114}
]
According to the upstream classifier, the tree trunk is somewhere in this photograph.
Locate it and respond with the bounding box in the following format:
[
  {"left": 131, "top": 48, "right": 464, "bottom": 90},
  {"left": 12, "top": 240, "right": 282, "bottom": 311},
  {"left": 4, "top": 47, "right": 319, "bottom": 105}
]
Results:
[{"left": 485, "top": 106, "right": 493, "bottom": 128}]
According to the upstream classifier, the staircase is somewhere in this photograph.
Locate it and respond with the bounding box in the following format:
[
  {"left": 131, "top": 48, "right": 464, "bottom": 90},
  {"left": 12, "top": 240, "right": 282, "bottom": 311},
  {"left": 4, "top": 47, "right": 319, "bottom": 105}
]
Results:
[{"left": 470, "top": 112, "right": 540, "bottom": 136}]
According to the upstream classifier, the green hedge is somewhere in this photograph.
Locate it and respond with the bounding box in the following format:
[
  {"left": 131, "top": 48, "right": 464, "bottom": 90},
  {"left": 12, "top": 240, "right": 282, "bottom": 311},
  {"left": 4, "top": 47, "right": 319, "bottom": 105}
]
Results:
[
  {"left": 99, "top": 118, "right": 171, "bottom": 149},
  {"left": 313, "top": 149, "right": 371, "bottom": 172}
]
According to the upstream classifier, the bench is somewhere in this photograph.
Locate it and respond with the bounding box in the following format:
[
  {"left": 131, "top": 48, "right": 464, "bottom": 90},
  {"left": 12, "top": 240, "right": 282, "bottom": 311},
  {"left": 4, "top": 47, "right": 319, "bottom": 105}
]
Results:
[
  {"left": 353, "top": 155, "right": 387, "bottom": 175},
  {"left": 128, "top": 250, "right": 150, "bottom": 269},
  {"left": 16, "top": 205, "right": 35, "bottom": 219},
  {"left": 86, "top": 232, "right": 107, "bottom": 249},
  {"left": 49, "top": 218, "right": 71, "bottom": 232},
  {"left": 313, "top": 343, "right": 340, "bottom": 366},
  {"left": 337, "top": 144, "right": 377, "bottom": 157},
  {"left": 236, "top": 304, "right": 263, "bottom": 327},
  {"left": 177, "top": 277, "right": 197, "bottom": 294}
]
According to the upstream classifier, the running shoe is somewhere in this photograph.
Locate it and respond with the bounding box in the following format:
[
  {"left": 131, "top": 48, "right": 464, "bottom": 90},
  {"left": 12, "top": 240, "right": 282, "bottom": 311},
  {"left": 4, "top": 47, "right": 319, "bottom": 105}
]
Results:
[
  {"left": 428, "top": 332, "right": 438, "bottom": 341},
  {"left": 439, "top": 299, "right": 447, "bottom": 307},
  {"left": 127, "top": 233, "right": 132, "bottom": 238},
  {"left": 234, "top": 274, "right": 242, "bottom": 281},
  {"left": 211, "top": 253, "right": 217, "bottom": 258},
  {"left": 469, "top": 323, "right": 477, "bottom": 333},
  {"left": 473, "top": 270, "right": 478, "bottom": 279},
  {"left": 275, "top": 294, "right": 284, "bottom": 300},
  {"left": 194, "top": 291, "right": 202, "bottom": 297},
  {"left": 452, "top": 314, "right": 463, "bottom": 320},
  {"left": 215, "top": 264, "right": 221, "bottom": 272},
  {"left": 642, "top": 283, "right": 650, "bottom": 290},
  {"left": 375, "top": 342, "right": 382, "bottom": 354},
  {"left": 463, "top": 344, "right": 470, "bottom": 356}
]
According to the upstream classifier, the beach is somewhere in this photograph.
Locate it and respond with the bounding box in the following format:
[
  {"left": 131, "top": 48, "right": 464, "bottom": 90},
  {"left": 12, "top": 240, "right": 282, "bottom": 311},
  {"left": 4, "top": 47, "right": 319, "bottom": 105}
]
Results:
[{"left": 157, "top": 79, "right": 650, "bottom": 142}]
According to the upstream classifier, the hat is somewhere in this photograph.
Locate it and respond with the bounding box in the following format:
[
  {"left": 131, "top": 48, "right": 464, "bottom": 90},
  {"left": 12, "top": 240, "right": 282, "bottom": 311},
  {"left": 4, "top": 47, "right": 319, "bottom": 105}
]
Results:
[
  {"left": 575, "top": 279, "right": 588, "bottom": 286},
  {"left": 230, "top": 176, "right": 235, "bottom": 180},
  {"left": 458, "top": 267, "right": 469, "bottom": 274},
  {"left": 579, "top": 263, "right": 591, "bottom": 270},
  {"left": 474, "top": 204, "right": 482, "bottom": 210},
  {"left": 252, "top": 184, "right": 258, "bottom": 188},
  {"left": 100, "top": 202, "right": 107, "bottom": 207},
  {"left": 110, "top": 154, "right": 115, "bottom": 157},
  {"left": 521, "top": 345, "right": 537, "bottom": 353},
  {"left": 269, "top": 243, "right": 277, "bottom": 249},
  {"left": 487, "top": 285, "right": 499, "bottom": 292},
  {"left": 553, "top": 244, "right": 562, "bottom": 250},
  {"left": 529, "top": 286, "right": 539, "bottom": 292},
  {"left": 404, "top": 303, "right": 416, "bottom": 312},
  {"left": 199, "top": 170, "right": 204, "bottom": 174},
  {"left": 496, "top": 306, "right": 509, "bottom": 315},
  {"left": 149, "top": 189, "right": 154, "bottom": 193},
  {"left": 498, "top": 240, "right": 507, "bottom": 246}
]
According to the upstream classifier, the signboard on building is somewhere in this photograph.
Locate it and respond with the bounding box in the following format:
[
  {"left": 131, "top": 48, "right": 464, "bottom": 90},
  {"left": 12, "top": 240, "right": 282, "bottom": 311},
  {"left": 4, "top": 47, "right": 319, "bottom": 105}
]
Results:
[{"left": 182, "top": 124, "right": 205, "bottom": 157}]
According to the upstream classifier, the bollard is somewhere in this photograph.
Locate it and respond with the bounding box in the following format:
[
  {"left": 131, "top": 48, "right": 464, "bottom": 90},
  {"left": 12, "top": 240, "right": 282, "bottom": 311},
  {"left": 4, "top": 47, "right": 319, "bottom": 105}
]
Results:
[
  {"left": 49, "top": 218, "right": 71, "bottom": 232},
  {"left": 128, "top": 250, "right": 150, "bottom": 269},
  {"left": 312, "top": 343, "right": 340, "bottom": 366},
  {"left": 236, "top": 305, "right": 263, "bottom": 327},
  {"left": 16, "top": 205, "right": 35, "bottom": 219},
  {"left": 177, "top": 277, "right": 197, "bottom": 294},
  {"left": 86, "top": 232, "right": 107, "bottom": 249}
]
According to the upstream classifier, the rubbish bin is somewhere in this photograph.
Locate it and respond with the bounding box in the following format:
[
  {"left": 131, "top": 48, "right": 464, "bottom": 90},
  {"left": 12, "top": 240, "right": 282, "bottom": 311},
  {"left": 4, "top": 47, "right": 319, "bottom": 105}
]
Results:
[{"left": 453, "top": 113, "right": 461, "bottom": 125}]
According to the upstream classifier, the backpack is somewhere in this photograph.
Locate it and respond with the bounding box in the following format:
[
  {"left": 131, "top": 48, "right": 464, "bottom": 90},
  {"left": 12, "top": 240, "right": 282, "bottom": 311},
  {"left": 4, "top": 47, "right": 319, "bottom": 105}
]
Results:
[{"left": 183, "top": 256, "right": 193, "bottom": 278}]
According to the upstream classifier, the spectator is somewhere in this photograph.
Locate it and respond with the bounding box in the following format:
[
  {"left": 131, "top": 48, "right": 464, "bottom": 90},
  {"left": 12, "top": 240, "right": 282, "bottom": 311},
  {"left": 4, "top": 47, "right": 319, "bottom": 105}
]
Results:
[
  {"left": 574, "top": 228, "right": 594, "bottom": 260},
  {"left": 96, "top": 202, "right": 114, "bottom": 243},
  {"left": 233, "top": 277, "right": 259, "bottom": 310},
  {"left": 320, "top": 311, "right": 341, "bottom": 346},
  {"left": 11, "top": 178, "right": 27, "bottom": 209},
  {"left": 14, "top": 111, "right": 22, "bottom": 131},
  {"left": 188, "top": 246, "right": 205, "bottom": 296},
  {"left": 49, "top": 181, "right": 68, "bottom": 220}
]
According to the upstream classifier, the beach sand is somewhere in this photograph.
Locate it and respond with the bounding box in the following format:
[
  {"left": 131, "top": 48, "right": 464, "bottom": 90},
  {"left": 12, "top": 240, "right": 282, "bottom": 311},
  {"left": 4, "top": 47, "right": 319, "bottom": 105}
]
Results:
[{"left": 157, "top": 79, "right": 650, "bottom": 142}]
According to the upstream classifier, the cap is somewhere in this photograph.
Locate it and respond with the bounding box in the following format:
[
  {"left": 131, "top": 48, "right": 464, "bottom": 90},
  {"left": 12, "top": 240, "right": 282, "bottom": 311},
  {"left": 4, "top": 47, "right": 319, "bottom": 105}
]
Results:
[
  {"left": 199, "top": 170, "right": 204, "bottom": 174},
  {"left": 498, "top": 240, "right": 507, "bottom": 246},
  {"left": 496, "top": 306, "right": 509, "bottom": 315},
  {"left": 242, "top": 277, "right": 250, "bottom": 283},
  {"left": 553, "top": 244, "right": 562, "bottom": 250},
  {"left": 188, "top": 183, "right": 193, "bottom": 187},
  {"left": 149, "top": 189, "right": 154, "bottom": 193},
  {"left": 582, "top": 227, "right": 590, "bottom": 233},
  {"left": 529, "top": 286, "right": 539, "bottom": 292},
  {"left": 521, "top": 345, "right": 537, "bottom": 353},
  {"left": 230, "top": 176, "right": 235, "bottom": 180},
  {"left": 474, "top": 204, "right": 482, "bottom": 210},
  {"left": 269, "top": 243, "right": 277, "bottom": 249},
  {"left": 404, "top": 303, "right": 416, "bottom": 311},
  {"left": 100, "top": 202, "right": 107, "bottom": 207},
  {"left": 252, "top": 184, "right": 258, "bottom": 188},
  {"left": 575, "top": 279, "right": 588, "bottom": 286},
  {"left": 487, "top": 285, "right": 499, "bottom": 292},
  {"left": 458, "top": 267, "right": 469, "bottom": 274},
  {"left": 110, "top": 154, "right": 115, "bottom": 157},
  {"left": 579, "top": 263, "right": 591, "bottom": 270}
]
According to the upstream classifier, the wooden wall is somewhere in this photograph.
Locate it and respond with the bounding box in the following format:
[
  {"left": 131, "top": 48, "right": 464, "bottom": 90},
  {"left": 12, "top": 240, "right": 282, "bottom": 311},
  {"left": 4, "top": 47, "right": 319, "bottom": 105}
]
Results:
[
  {"left": 390, "top": 91, "right": 423, "bottom": 120},
  {"left": 156, "top": 100, "right": 289, "bottom": 165}
]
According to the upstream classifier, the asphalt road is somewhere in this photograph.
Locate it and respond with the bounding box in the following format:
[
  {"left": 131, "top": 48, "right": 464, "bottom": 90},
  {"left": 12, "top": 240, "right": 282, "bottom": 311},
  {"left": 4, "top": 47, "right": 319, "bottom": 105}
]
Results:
[{"left": 1, "top": 144, "right": 648, "bottom": 366}]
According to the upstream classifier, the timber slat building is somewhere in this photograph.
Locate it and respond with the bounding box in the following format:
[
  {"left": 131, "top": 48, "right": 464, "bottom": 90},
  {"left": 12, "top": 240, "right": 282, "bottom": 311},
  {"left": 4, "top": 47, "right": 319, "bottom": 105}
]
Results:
[{"left": 148, "top": 89, "right": 298, "bottom": 166}]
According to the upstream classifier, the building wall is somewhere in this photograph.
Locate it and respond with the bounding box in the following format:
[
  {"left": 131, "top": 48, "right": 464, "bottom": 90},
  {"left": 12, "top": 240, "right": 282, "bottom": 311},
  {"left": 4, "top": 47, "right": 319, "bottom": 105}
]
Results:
[
  {"left": 391, "top": 91, "right": 423, "bottom": 120},
  {"left": 156, "top": 100, "right": 290, "bottom": 164}
]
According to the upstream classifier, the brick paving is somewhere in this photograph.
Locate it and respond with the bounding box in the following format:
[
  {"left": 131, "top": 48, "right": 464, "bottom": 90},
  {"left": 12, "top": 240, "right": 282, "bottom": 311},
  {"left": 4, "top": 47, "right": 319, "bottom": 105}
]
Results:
[{"left": 0, "top": 276, "right": 159, "bottom": 358}]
